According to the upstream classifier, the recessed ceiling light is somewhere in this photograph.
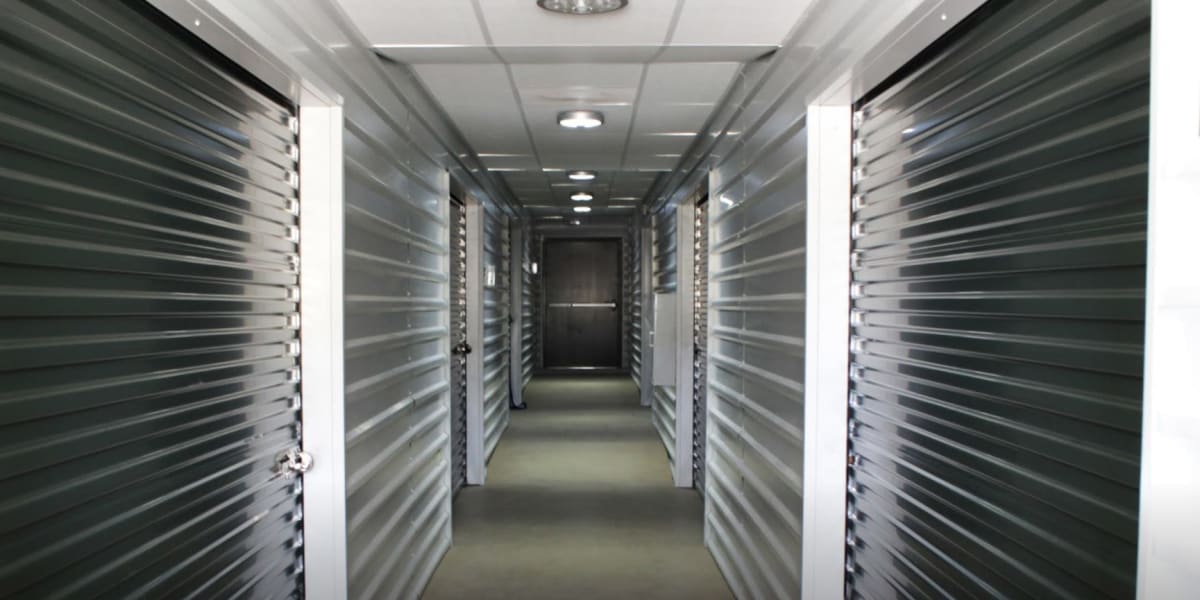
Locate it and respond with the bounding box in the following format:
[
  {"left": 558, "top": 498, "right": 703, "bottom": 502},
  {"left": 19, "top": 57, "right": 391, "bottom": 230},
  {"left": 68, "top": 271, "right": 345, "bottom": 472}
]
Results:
[
  {"left": 558, "top": 110, "right": 604, "bottom": 129},
  {"left": 570, "top": 219, "right": 582, "bottom": 226},
  {"left": 573, "top": 206, "right": 592, "bottom": 213},
  {"left": 571, "top": 192, "right": 593, "bottom": 202},
  {"left": 568, "top": 170, "right": 596, "bottom": 181},
  {"left": 537, "top": 0, "right": 628, "bottom": 15}
]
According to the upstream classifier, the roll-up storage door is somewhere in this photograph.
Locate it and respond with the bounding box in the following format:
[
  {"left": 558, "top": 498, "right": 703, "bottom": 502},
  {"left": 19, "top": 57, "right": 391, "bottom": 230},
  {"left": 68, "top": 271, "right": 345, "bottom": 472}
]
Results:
[
  {"left": 482, "top": 207, "right": 510, "bottom": 461},
  {"left": 846, "top": 1, "right": 1149, "bottom": 597},
  {"left": 450, "top": 198, "right": 468, "bottom": 495},
  {"left": 630, "top": 218, "right": 643, "bottom": 388},
  {"left": 707, "top": 113, "right": 807, "bottom": 599},
  {"left": 520, "top": 223, "right": 535, "bottom": 388},
  {"left": 692, "top": 198, "right": 708, "bottom": 496},
  {"left": 0, "top": 1, "right": 303, "bottom": 597},
  {"left": 622, "top": 233, "right": 634, "bottom": 370},
  {"left": 651, "top": 207, "right": 678, "bottom": 468}
]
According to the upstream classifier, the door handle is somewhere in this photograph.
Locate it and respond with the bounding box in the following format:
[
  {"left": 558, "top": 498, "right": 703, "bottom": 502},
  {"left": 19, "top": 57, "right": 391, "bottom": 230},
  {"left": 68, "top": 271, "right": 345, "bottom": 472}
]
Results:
[{"left": 607, "top": 299, "right": 618, "bottom": 312}]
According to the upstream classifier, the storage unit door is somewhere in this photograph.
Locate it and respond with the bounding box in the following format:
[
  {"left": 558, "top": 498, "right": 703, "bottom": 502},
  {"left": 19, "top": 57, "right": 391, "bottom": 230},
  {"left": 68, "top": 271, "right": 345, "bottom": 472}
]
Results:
[
  {"left": 0, "top": 1, "right": 303, "bottom": 597},
  {"left": 692, "top": 199, "right": 708, "bottom": 496},
  {"left": 650, "top": 208, "right": 678, "bottom": 468},
  {"left": 630, "top": 220, "right": 643, "bottom": 388},
  {"left": 846, "top": 1, "right": 1149, "bottom": 598},
  {"left": 450, "top": 199, "right": 468, "bottom": 495},
  {"left": 482, "top": 208, "right": 510, "bottom": 461},
  {"left": 520, "top": 224, "right": 535, "bottom": 388}
]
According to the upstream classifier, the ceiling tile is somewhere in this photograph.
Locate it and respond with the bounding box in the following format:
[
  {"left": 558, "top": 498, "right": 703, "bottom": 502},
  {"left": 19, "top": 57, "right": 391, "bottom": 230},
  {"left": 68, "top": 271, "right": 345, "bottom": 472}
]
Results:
[
  {"left": 478, "top": 0, "right": 676, "bottom": 47},
  {"left": 412, "top": 64, "right": 535, "bottom": 156},
  {"left": 334, "top": 0, "right": 486, "bottom": 46},
  {"left": 671, "top": 0, "right": 815, "bottom": 46},
  {"left": 509, "top": 63, "right": 644, "bottom": 106}
]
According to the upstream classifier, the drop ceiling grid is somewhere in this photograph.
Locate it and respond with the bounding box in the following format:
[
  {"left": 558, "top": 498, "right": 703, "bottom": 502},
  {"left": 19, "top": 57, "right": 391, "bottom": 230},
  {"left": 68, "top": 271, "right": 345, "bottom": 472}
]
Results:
[{"left": 335, "top": 0, "right": 813, "bottom": 212}]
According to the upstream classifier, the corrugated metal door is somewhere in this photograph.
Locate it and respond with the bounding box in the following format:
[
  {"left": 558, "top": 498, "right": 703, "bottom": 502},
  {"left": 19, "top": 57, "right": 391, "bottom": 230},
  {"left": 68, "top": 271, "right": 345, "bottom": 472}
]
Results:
[
  {"left": 846, "top": 1, "right": 1149, "bottom": 597},
  {"left": 520, "top": 224, "right": 535, "bottom": 388},
  {"left": 692, "top": 199, "right": 708, "bottom": 496},
  {"left": 622, "top": 233, "right": 634, "bottom": 370},
  {"left": 630, "top": 218, "right": 644, "bottom": 388},
  {"left": 450, "top": 198, "right": 468, "bottom": 495},
  {"left": 482, "top": 207, "right": 510, "bottom": 461},
  {"left": 707, "top": 114, "right": 808, "bottom": 598},
  {"left": 651, "top": 207, "right": 678, "bottom": 469},
  {"left": 0, "top": 1, "right": 303, "bottom": 596}
]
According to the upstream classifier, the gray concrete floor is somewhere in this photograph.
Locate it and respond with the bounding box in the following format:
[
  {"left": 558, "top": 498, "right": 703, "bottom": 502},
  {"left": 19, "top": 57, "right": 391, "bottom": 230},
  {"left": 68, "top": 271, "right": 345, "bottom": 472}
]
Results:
[{"left": 422, "top": 374, "right": 732, "bottom": 600}]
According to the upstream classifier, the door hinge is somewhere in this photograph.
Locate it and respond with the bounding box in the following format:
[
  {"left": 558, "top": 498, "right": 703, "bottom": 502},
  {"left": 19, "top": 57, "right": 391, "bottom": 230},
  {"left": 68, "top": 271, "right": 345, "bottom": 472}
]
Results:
[{"left": 277, "top": 447, "right": 313, "bottom": 479}]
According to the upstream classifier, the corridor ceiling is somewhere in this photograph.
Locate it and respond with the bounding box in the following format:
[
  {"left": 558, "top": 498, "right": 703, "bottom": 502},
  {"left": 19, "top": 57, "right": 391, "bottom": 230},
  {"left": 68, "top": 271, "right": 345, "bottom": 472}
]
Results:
[{"left": 333, "top": 0, "right": 813, "bottom": 216}]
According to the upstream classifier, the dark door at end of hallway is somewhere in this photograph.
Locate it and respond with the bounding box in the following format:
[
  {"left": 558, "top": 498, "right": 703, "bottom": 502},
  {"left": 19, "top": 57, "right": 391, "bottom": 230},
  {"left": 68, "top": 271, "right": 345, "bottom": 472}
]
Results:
[{"left": 543, "top": 238, "right": 622, "bottom": 368}]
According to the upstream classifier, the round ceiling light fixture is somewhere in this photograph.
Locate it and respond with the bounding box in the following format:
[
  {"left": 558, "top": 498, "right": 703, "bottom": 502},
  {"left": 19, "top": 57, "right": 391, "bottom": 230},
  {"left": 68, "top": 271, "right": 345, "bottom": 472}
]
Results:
[
  {"left": 573, "top": 205, "right": 593, "bottom": 213},
  {"left": 568, "top": 170, "right": 596, "bottom": 181},
  {"left": 570, "top": 192, "right": 594, "bottom": 202},
  {"left": 558, "top": 110, "right": 604, "bottom": 129},
  {"left": 537, "top": 0, "right": 628, "bottom": 15}
]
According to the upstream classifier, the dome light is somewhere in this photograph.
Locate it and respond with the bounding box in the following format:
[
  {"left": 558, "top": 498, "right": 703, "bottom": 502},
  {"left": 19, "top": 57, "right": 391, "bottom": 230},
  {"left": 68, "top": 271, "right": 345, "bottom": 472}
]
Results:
[
  {"left": 568, "top": 170, "right": 596, "bottom": 181},
  {"left": 571, "top": 192, "right": 594, "bottom": 202},
  {"left": 537, "top": 0, "right": 628, "bottom": 15},
  {"left": 558, "top": 110, "right": 604, "bottom": 129},
  {"left": 573, "top": 206, "right": 592, "bottom": 213}
]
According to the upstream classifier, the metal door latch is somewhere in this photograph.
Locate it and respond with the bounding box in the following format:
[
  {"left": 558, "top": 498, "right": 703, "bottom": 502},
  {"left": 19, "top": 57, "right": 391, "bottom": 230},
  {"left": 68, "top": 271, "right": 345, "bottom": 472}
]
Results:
[
  {"left": 277, "top": 448, "right": 313, "bottom": 479},
  {"left": 452, "top": 341, "right": 473, "bottom": 356}
]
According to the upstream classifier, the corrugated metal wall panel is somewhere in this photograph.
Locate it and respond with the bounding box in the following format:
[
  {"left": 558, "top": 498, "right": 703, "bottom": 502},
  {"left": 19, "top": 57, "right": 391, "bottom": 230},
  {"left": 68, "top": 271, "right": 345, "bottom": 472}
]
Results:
[
  {"left": 342, "top": 115, "right": 450, "bottom": 598},
  {"left": 846, "top": 1, "right": 1149, "bottom": 597},
  {"left": 482, "top": 207, "right": 510, "bottom": 461},
  {"left": 622, "top": 232, "right": 634, "bottom": 370},
  {"left": 630, "top": 218, "right": 644, "bottom": 388},
  {"left": 653, "top": 210, "right": 679, "bottom": 294},
  {"left": 651, "top": 206, "right": 678, "bottom": 468},
  {"left": 0, "top": 1, "right": 302, "bottom": 596},
  {"left": 450, "top": 199, "right": 468, "bottom": 496},
  {"left": 520, "top": 223, "right": 535, "bottom": 387},
  {"left": 707, "top": 108, "right": 808, "bottom": 598},
  {"left": 533, "top": 233, "right": 545, "bottom": 371},
  {"left": 693, "top": 200, "right": 709, "bottom": 496}
]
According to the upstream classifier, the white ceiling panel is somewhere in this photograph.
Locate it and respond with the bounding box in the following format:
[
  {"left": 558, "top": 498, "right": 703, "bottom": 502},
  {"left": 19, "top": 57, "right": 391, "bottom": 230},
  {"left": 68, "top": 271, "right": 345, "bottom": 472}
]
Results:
[
  {"left": 335, "top": 0, "right": 486, "bottom": 46},
  {"left": 509, "top": 63, "right": 643, "bottom": 106},
  {"left": 671, "top": 0, "right": 815, "bottom": 46},
  {"left": 412, "top": 64, "right": 534, "bottom": 155},
  {"left": 625, "top": 134, "right": 694, "bottom": 156},
  {"left": 639, "top": 62, "right": 740, "bottom": 104},
  {"left": 337, "top": 0, "right": 818, "bottom": 210},
  {"left": 477, "top": 0, "right": 677, "bottom": 47}
]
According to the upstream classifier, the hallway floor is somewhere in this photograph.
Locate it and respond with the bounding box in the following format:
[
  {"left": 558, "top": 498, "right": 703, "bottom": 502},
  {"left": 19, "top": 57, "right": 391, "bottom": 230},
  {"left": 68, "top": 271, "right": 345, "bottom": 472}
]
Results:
[{"left": 423, "top": 374, "right": 731, "bottom": 599}]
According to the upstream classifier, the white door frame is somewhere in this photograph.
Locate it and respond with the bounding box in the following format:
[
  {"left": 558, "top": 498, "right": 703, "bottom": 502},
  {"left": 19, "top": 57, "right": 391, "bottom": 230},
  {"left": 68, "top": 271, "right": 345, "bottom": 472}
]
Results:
[
  {"left": 640, "top": 217, "right": 655, "bottom": 407},
  {"left": 1136, "top": 1, "right": 1200, "bottom": 597},
  {"left": 509, "top": 221, "right": 525, "bottom": 406},
  {"left": 464, "top": 195, "right": 487, "bottom": 485}
]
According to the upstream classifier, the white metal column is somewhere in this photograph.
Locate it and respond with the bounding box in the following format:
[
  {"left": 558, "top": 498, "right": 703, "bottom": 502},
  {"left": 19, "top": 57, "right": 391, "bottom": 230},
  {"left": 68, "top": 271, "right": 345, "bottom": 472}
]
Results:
[
  {"left": 465, "top": 196, "right": 486, "bottom": 485},
  {"left": 800, "top": 104, "right": 851, "bottom": 600},
  {"left": 673, "top": 201, "right": 696, "bottom": 488},
  {"left": 509, "top": 220, "right": 525, "bottom": 408},
  {"left": 1137, "top": 1, "right": 1200, "bottom": 597},
  {"left": 640, "top": 220, "right": 655, "bottom": 407}
]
